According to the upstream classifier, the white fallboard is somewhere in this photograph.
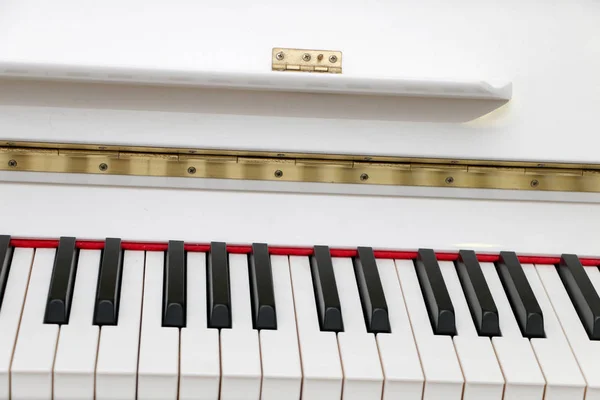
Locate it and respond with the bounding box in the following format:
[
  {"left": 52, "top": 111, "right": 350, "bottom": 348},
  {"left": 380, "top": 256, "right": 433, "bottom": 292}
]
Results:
[
  {"left": 0, "top": 181, "right": 598, "bottom": 258},
  {"left": 0, "top": 0, "right": 599, "bottom": 164}
]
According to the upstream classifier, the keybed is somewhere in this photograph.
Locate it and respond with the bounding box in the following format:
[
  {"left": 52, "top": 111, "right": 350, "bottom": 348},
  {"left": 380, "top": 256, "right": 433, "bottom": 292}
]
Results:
[{"left": 2, "top": 237, "right": 600, "bottom": 399}]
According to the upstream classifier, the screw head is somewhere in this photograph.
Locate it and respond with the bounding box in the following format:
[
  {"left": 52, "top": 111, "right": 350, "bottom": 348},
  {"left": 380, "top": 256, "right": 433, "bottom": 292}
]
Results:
[
  {"left": 530, "top": 179, "right": 539, "bottom": 187},
  {"left": 445, "top": 176, "right": 454, "bottom": 184},
  {"left": 187, "top": 166, "right": 196, "bottom": 175},
  {"left": 276, "top": 52, "right": 284, "bottom": 60},
  {"left": 8, "top": 159, "right": 17, "bottom": 167},
  {"left": 99, "top": 163, "right": 108, "bottom": 171},
  {"left": 302, "top": 53, "right": 311, "bottom": 61},
  {"left": 98, "top": 146, "right": 107, "bottom": 150},
  {"left": 360, "top": 173, "right": 369, "bottom": 181},
  {"left": 329, "top": 55, "right": 338, "bottom": 63},
  {"left": 274, "top": 170, "right": 283, "bottom": 178},
  {"left": 317, "top": 54, "right": 324, "bottom": 61}
]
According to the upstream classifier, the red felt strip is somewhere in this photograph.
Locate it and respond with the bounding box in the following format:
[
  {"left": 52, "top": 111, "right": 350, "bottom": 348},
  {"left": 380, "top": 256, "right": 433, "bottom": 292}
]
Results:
[{"left": 8, "top": 238, "right": 600, "bottom": 266}]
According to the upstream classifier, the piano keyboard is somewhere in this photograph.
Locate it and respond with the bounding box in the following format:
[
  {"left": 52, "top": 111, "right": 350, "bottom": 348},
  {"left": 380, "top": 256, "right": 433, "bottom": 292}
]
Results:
[{"left": 2, "top": 236, "right": 600, "bottom": 400}]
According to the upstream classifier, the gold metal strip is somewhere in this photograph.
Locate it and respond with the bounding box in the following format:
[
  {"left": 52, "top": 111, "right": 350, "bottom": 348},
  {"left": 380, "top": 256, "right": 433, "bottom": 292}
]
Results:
[{"left": 3, "top": 141, "right": 600, "bottom": 193}]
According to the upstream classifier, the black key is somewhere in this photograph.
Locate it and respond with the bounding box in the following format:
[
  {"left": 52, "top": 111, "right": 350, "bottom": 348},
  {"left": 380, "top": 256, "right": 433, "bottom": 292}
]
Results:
[
  {"left": 310, "top": 245, "right": 344, "bottom": 332},
  {"left": 0, "top": 235, "right": 13, "bottom": 310},
  {"left": 163, "top": 240, "right": 186, "bottom": 328},
  {"left": 249, "top": 243, "right": 277, "bottom": 330},
  {"left": 207, "top": 242, "right": 232, "bottom": 329},
  {"left": 414, "top": 248, "right": 455, "bottom": 335},
  {"left": 496, "top": 251, "right": 544, "bottom": 338},
  {"left": 93, "top": 238, "right": 124, "bottom": 326},
  {"left": 557, "top": 254, "right": 600, "bottom": 340},
  {"left": 353, "top": 247, "right": 391, "bottom": 333},
  {"left": 455, "top": 250, "right": 500, "bottom": 337},
  {"left": 44, "top": 237, "right": 79, "bottom": 325}
]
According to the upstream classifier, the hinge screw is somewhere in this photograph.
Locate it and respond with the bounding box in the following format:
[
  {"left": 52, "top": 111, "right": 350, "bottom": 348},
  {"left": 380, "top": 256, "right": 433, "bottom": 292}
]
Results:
[
  {"left": 99, "top": 163, "right": 108, "bottom": 171},
  {"left": 187, "top": 166, "right": 196, "bottom": 175},
  {"left": 274, "top": 170, "right": 283, "bottom": 178},
  {"left": 445, "top": 176, "right": 454, "bottom": 184},
  {"left": 8, "top": 159, "right": 17, "bottom": 167},
  {"left": 329, "top": 55, "right": 338, "bottom": 63},
  {"left": 530, "top": 179, "right": 539, "bottom": 187},
  {"left": 302, "top": 53, "right": 311, "bottom": 61},
  {"left": 276, "top": 52, "right": 284, "bottom": 60},
  {"left": 360, "top": 173, "right": 369, "bottom": 181}
]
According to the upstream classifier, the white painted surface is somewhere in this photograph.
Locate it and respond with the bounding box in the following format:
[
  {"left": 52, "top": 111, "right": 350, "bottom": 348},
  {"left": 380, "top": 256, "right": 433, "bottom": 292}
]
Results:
[
  {"left": 0, "top": 0, "right": 599, "bottom": 163},
  {"left": 3, "top": 182, "right": 600, "bottom": 257}
]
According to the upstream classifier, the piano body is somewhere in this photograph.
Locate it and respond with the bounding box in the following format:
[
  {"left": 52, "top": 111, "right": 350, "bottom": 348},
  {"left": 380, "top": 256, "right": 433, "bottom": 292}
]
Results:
[{"left": 0, "top": 0, "right": 600, "bottom": 399}]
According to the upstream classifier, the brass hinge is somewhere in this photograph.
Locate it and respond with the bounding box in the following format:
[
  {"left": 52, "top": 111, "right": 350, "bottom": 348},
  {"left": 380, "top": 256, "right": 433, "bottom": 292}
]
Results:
[{"left": 272, "top": 48, "right": 342, "bottom": 73}]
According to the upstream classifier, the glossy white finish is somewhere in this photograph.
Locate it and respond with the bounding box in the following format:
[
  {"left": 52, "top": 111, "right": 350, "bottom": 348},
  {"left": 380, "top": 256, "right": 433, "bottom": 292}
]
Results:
[
  {"left": 137, "top": 251, "right": 179, "bottom": 400},
  {"left": 439, "top": 261, "right": 504, "bottom": 399},
  {"left": 0, "top": 249, "right": 33, "bottom": 399},
  {"left": 288, "top": 256, "right": 343, "bottom": 400},
  {"left": 179, "top": 252, "right": 220, "bottom": 400},
  {"left": 2, "top": 0, "right": 599, "bottom": 164},
  {"left": 523, "top": 264, "right": 586, "bottom": 399},
  {"left": 53, "top": 250, "right": 100, "bottom": 400},
  {"left": 220, "top": 254, "right": 261, "bottom": 400},
  {"left": 11, "top": 248, "right": 58, "bottom": 400},
  {"left": 376, "top": 259, "right": 423, "bottom": 400},
  {"left": 481, "top": 262, "right": 545, "bottom": 400},
  {"left": 259, "top": 256, "right": 302, "bottom": 400},
  {"left": 4, "top": 182, "right": 600, "bottom": 257},
  {"left": 332, "top": 257, "right": 384, "bottom": 400},
  {"left": 96, "top": 250, "right": 144, "bottom": 400},
  {"left": 537, "top": 264, "right": 600, "bottom": 400},
  {"left": 395, "top": 260, "right": 463, "bottom": 399}
]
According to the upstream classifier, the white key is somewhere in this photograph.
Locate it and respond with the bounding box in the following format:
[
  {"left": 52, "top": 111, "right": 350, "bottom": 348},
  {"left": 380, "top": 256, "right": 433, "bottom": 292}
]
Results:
[
  {"left": 289, "top": 256, "right": 342, "bottom": 400},
  {"left": 179, "top": 252, "right": 220, "bottom": 400},
  {"left": 53, "top": 250, "right": 101, "bottom": 399},
  {"left": 137, "top": 251, "right": 179, "bottom": 400},
  {"left": 259, "top": 256, "right": 302, "bottom": 400},
  {"left": 220, "top": 254, "right": 261, "bottom": 400},
  {"left": 11, "top": 248, "right": 59, "bottom": 400},
  {"left": 523, "top": 263, "right": 586, "bottom": 399},
  {"left": 439, "top": 261, "right": 504, "bottom": 400},
  {"left": 96, "top": 250, "right": 144, "bottom": 400},
  {"left": 537, "top": 264, "right": 600, "bottom": 399},
  {"left": 395, "top": 259, "right": 463, "bottom": 400},
  {"left": 375, "top": 259, "right": 423, "bottom": 400},
  {"left": 480, "top": 262, "right": 545, "bottom": 400},
  {"left": 0, "top": 248, "right": 34, "bottom": 399},
  {"left": 332, "top": 257, "right": 383, "bottom": 400}
]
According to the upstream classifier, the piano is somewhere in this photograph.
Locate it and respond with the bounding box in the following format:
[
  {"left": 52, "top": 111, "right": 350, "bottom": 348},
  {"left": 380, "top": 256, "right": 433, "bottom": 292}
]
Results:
[{"left": 1, "top": 0, "right": 600, "bottom": 399}]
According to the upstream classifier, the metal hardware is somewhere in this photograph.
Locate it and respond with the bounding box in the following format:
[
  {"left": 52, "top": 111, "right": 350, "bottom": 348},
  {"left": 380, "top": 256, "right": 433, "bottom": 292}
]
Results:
[
  {"left": 5, "top": 141, "right": 600, "bottom": 193},
  {"left": 272, "top": 48, "right": 342, "bottom": 73}
]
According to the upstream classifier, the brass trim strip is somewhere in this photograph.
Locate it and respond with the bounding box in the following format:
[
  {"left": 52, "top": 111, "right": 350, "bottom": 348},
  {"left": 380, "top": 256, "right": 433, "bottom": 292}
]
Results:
[{"left": 2, "top": 141, "right": 600, "bottom": 193}]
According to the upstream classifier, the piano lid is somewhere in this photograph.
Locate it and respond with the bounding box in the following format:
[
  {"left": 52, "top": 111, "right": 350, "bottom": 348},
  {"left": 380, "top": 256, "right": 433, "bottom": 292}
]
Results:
[{"left": 0, "top": 0, "right": 598, "bottom": 165}]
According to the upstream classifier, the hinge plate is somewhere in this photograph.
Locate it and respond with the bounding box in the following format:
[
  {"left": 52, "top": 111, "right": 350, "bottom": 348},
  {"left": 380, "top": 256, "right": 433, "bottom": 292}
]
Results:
[{"left": 272, "top": 48, "right": 342, "bottom": 73}]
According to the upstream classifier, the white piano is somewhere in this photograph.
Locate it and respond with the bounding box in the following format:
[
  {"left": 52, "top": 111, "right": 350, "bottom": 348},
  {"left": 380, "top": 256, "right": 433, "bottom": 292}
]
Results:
[{"left": 1, "top": 0, "right": 600, "bottom": 399}]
